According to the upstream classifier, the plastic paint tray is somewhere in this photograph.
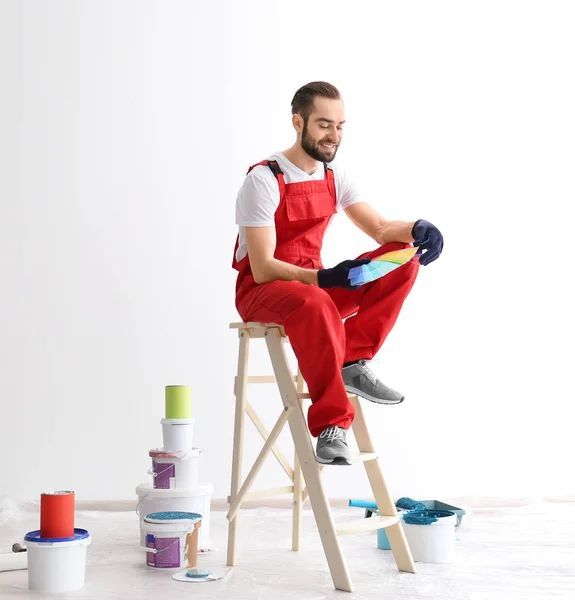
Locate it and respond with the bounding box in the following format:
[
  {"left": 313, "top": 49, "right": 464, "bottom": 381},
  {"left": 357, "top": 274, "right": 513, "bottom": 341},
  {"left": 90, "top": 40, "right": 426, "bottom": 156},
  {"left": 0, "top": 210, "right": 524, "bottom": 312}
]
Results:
[{"left": 417, "top": 500, "right": 466, "bottom": 527}]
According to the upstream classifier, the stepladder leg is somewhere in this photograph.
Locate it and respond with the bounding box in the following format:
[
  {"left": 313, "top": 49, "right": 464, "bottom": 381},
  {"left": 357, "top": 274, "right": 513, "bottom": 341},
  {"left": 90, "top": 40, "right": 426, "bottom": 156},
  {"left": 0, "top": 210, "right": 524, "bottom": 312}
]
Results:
[
  {"left": 227, "top": 331, "right": 250, "bottom": 567},
  {"left": 266, "top": 329, "right": 354, "bottom": 592},
  {"left": 292, "top": 369, "right": 305, "bottom": 551},
  {"left": 350, "top": 395, "right": 416, "bottom": 574}
]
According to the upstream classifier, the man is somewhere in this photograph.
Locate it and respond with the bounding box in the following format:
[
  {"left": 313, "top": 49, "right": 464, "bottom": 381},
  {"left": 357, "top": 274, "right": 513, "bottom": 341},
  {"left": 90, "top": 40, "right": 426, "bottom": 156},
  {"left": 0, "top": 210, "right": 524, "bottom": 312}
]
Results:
[{"left": 232, "top": 81, "right": 443, "bottom": 465}]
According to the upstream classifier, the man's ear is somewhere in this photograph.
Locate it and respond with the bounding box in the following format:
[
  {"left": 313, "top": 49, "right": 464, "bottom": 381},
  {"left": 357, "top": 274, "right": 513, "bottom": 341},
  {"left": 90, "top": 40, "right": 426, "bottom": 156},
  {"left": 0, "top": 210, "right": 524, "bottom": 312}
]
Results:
[{"left": 292, "top": 113, "right": 303, "bottom": 134}]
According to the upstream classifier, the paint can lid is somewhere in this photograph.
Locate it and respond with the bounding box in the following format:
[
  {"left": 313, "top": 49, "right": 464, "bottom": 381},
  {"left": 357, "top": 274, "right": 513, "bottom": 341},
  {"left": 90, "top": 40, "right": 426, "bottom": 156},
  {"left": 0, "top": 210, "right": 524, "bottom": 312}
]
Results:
[
  {"left": 148, "top": 448, "right": 201, "bottom": 459},
  {"left": 25, "top": 528, "right": 90, "bottom": 543},
  {"left": 186, "top": 568, "right": 213, "bottom": 579},
  {"left": 144, "top": 511, "right": 202, "bottom": 525}
]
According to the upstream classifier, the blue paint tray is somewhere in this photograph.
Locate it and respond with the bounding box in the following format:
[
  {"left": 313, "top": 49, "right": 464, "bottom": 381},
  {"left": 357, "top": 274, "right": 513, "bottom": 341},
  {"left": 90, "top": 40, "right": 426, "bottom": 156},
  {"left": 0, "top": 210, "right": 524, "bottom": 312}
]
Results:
[
  {"left": 377, "top": 499, "right": 467, "bottom": 550},
  {"left": 417, "top": 500, "right": 466, "bottom": 527}
]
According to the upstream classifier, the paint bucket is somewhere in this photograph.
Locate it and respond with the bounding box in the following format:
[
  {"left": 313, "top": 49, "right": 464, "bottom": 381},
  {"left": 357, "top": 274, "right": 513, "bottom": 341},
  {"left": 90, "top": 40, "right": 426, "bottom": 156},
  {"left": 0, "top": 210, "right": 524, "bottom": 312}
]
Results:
[
  {"left": 143, "top": 512, "right": 202, "bottom": 570},
  {"left": 161, "top": 418, "right": 194, "bottom": 451},
  {"left": 165, "top": 386, "right": 192, "bottom": 419},
  {"left": 25, "top": 529, "right": 91, "bottom": 592},
  {"left": 149, "top": 448, "right": 201, "bottom": 489},
  {"left": 40, "top": 491, "right": 75, "bottom": 538},
  {"left": 136, "top": 482, "right": 213, "bottom": 551},
  {"left": 401, "top": 510, "right": 457, "bottom": 563}
]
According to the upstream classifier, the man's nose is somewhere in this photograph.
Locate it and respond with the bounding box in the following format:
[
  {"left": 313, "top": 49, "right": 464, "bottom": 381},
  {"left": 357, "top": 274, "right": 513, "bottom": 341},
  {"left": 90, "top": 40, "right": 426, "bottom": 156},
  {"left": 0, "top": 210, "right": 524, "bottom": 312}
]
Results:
[{"left": 327, "top": 127, "right": 340, "bottom": 143}]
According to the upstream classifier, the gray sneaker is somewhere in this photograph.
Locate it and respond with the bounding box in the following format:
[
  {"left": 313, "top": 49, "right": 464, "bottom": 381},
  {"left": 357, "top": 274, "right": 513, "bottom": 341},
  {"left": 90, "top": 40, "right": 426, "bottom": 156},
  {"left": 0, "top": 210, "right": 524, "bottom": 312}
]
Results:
[
  {"left": 342, "top": 360, "right": 405, "bottom": 405},
  {"left": 315, "top": 426, "right": 352, "bottom": 465}
]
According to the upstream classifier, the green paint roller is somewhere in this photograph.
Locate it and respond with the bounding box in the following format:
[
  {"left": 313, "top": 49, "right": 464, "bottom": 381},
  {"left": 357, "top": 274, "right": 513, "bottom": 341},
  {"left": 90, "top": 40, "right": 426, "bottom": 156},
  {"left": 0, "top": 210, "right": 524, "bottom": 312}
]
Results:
[{"left": 165, "top": 386, "right": 192, "bottom": 419}]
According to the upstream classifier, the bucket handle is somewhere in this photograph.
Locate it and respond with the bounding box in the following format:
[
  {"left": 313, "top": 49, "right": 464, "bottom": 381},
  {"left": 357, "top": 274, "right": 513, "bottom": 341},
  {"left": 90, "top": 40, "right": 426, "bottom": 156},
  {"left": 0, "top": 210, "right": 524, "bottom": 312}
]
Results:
[
  {"left": 147, "top": 464, "right": 176, "bottom": 479},
  {"left": 143, "top": 521, "right": 201, "bottom": 555},
  {"left": 136, "top": 493, "right": 148, "bottom": 518},
  {"left": 144, "top": 534, "right": 184, "bottom": 555}
]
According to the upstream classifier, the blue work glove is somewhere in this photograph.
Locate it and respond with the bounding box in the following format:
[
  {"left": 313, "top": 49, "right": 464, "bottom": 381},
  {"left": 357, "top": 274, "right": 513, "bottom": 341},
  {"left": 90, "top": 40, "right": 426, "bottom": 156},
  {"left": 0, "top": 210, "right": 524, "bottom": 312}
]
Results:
[
  {"left": 318, "top": 258, "right": 371, "bottom": 290},
  {"left": 412, "top": 219, "right": 443, "bottom": 266}
]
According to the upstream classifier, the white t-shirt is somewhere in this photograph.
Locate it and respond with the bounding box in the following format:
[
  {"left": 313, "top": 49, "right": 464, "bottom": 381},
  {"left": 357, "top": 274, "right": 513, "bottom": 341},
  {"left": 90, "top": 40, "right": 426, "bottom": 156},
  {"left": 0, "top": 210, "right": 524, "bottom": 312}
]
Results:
[{"left": 235, "top": 152, "right": 361, "bottom": 262}]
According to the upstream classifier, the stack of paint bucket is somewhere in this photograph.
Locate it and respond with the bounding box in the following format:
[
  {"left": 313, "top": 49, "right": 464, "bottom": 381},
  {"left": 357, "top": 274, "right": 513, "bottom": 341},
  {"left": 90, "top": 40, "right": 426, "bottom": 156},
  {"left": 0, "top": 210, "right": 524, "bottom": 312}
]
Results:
[
  {"left": 24, "top": 491, "right": 91, "bottom": 592},
  {"left": 136, "top": 385, "right": 213, "bottom": 570}
]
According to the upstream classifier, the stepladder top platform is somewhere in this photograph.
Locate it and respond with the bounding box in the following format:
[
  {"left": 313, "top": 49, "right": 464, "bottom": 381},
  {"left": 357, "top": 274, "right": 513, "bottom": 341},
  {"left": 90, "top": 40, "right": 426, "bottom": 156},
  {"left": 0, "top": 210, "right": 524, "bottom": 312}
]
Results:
[{"left": 230, "top": 322, "right": 287, "bottom": 337}]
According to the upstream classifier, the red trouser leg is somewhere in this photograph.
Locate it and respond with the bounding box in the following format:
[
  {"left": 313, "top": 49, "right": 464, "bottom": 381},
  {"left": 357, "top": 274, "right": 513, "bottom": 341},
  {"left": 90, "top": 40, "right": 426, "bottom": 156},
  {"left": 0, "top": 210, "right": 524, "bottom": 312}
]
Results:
[
  {"left": 235, "top": 279, "right": 355, "bottom": 437},
  {"left": 325, "top": 243, "right": 419, "bottom": 362}
]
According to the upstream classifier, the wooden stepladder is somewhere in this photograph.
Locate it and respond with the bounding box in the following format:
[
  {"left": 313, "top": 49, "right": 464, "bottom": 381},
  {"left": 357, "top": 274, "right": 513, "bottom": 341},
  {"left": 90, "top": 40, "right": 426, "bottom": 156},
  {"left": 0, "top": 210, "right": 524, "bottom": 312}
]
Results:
[{"left": 226, "top": 322, "right": 416, "bottom": 593}]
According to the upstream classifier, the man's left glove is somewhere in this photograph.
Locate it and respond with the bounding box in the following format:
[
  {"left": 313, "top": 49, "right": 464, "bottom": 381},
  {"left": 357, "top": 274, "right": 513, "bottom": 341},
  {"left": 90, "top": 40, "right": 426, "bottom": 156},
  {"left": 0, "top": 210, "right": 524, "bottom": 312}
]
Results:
[{"left": 412, "top": 219, "right": 444, "bottom": 266}]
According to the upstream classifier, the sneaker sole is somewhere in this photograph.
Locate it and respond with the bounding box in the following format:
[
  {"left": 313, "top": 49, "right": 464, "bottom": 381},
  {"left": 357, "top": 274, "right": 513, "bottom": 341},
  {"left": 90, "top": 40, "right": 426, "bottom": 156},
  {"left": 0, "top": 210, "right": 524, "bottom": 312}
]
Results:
[
  {"left": 344, "top": 384, "right": 405, "bottom": 405},
  {"left": 315, "top": 455, "right": 352, "bottom": 466}
]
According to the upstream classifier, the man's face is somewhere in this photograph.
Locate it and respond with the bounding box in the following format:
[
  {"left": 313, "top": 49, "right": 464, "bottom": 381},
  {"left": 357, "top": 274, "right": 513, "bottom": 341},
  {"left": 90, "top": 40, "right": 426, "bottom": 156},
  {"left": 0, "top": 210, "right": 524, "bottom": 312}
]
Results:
[{"left": 300, "top": 97, "right": 345, "bottom": 163}]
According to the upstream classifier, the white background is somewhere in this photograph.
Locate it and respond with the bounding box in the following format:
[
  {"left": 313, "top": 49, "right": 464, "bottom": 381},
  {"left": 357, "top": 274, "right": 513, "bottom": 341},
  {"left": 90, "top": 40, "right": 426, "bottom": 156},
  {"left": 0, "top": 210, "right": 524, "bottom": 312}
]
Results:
[{"left": 1, "top": 1, "right": 573, "bottom": 504}]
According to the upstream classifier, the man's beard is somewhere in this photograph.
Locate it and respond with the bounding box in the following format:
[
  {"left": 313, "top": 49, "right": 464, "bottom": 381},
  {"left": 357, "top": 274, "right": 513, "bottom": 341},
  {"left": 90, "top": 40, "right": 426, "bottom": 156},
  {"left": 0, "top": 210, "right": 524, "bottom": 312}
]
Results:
[{"left": 301, "top": 121, "right": 339, "bottom": 163}]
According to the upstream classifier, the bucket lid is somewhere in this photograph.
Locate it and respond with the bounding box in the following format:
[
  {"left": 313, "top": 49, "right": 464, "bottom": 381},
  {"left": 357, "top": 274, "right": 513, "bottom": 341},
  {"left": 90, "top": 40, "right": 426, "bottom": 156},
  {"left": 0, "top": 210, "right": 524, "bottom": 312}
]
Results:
[
  {"left": 160, "top": 418, "right": 194, "bottom": 425},
  {"left": 402, "top": 509, "right": 456, "bottom": 525},
  {"left": 144, "top": 511, "right": 202, "bottom": 524},
  {"left": 136, "top": 482, "right": 213, "bottom": 498},
  {"left": 25, "top": 528, "right": 90, "bottom": 544},
  {"left": 149, "top": 448, "right": 201, "bottom": 459}
]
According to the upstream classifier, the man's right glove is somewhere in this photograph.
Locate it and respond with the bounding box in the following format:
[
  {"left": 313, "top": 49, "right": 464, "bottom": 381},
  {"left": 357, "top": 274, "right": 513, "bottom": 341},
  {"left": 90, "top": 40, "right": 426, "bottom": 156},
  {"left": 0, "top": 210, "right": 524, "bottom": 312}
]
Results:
[{"left": 317, "top": 258, "right": 371, "bottom": 290}]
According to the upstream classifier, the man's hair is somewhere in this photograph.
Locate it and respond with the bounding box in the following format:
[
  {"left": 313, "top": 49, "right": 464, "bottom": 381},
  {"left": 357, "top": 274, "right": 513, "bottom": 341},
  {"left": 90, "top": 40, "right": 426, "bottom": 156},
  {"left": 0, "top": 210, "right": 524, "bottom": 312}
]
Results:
[{"left": 291, "top": 81, "right": 341, "bottom": 122}]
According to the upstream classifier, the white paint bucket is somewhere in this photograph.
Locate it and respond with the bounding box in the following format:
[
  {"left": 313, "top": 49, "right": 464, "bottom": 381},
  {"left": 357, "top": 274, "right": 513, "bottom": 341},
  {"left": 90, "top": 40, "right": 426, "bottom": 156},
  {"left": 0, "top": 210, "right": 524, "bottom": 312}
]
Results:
[
  {"left": 143, "top": 512, "right": 202, "bottom": 570},
  {"left": 401, "top": 510, "right": 457, "bottom": 563},
  {"left": 161, "top": 418, "right": 194, "bottom": 451},
  {"left": 149, "top": 448, "right": 201, "bottom": 489},
  {"left": 25, "top": 529, "right": 91, "bottom": 592},
  {"left": 136, "top": 482, "right": 213, "bottom": 551}
]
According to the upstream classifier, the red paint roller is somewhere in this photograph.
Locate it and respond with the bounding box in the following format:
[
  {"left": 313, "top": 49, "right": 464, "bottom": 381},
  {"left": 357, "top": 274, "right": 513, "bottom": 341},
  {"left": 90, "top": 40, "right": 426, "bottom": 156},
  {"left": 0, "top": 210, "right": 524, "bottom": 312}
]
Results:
[{"left": 40, "top": 491, "right": 75, "bottom": 538}]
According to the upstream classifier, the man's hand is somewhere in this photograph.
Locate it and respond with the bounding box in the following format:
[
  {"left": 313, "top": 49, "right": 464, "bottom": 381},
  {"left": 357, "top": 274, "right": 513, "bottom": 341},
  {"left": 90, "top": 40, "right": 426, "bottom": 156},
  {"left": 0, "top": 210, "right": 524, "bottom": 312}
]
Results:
[
  {"left": 317, "top": 258, "right": 371, "bottom": 289},
  {"left": 412, "top": 220, "right": 443, "bottom": 266}
]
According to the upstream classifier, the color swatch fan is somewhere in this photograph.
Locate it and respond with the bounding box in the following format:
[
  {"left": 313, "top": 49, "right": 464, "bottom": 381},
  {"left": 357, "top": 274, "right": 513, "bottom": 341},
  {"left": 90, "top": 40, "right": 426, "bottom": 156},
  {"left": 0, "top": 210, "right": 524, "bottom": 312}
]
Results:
[{"left": 348, "top": 247, "right": 419, "bottom": 286}]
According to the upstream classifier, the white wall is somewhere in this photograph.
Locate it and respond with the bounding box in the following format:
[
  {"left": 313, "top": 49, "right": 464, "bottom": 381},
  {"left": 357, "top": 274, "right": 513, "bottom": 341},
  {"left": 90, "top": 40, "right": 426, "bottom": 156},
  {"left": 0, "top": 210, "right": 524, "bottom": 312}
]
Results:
[{"left": 1, "top": 0, "right": 574, "bottom": 504}]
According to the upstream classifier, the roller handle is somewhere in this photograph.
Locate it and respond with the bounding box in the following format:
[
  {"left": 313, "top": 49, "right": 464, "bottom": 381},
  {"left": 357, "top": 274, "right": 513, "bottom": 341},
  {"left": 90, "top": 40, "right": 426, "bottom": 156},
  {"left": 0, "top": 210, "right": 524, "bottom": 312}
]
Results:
[
  {"left": 0, "top": 552, "right": 27, "bottom": 572},
  {"left": 348, "top": 499, "right": 378, "bottom": 510}
]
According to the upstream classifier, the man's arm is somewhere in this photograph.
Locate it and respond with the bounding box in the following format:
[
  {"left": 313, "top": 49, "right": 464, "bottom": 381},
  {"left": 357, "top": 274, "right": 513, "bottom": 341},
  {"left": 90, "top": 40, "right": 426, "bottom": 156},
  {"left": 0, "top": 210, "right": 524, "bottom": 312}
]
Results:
[
  {"left": 344, "top": 202, "right": 416, "bottom": 245},
  {"left": 245, "top": 226, "right": 319, "bottom": 285}
]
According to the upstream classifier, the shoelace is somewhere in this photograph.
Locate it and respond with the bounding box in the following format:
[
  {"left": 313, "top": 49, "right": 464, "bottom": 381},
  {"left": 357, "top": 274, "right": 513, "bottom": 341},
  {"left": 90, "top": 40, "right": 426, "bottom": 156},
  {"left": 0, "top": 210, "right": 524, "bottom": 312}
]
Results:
[
  {"left": 357, "top": 359, "right": 378, "bottom": 385},
  {"left": 319, "top": 426, "right": 344, "bottom": 443}
]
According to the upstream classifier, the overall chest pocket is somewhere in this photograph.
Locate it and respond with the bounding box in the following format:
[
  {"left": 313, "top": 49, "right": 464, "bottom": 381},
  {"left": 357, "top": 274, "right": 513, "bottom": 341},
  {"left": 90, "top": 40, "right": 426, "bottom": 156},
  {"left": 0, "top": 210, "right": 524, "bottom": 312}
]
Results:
[{"left": 285, "top": 192, "right": 336, "bottom": 222}]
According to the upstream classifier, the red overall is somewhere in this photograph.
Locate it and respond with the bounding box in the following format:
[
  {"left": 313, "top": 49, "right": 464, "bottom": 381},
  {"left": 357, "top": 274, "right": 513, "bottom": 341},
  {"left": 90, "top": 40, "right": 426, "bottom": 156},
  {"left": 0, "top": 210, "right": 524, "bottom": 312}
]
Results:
[{"left": 233, "top": 160, "right": 419, "bottom": 437}]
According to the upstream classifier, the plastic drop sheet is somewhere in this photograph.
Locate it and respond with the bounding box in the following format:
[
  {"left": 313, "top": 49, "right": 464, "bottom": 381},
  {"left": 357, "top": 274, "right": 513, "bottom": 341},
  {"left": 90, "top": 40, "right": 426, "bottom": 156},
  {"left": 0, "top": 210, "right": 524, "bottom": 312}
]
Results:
[{"left": 1, "top": 496, "right": 574, "bottom": 599}]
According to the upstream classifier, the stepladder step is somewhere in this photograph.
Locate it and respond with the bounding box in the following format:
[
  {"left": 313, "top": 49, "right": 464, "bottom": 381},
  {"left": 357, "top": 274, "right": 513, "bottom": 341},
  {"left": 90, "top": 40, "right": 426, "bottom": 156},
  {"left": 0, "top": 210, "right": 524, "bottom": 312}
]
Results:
[
  {"left": 335, "top": 515, "right": 399, "bottom": 536},
  {"left": 313, "top": 452, "right": 377, "bottom": 467},
  {"left": 349, "top": 452, "right": 377, "bottom": 463}
]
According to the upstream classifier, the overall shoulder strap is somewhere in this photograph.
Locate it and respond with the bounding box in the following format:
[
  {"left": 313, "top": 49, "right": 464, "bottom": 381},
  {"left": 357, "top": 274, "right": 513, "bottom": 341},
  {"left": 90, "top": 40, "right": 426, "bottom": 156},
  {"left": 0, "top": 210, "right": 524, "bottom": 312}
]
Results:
[
  {"left": 323, "top": 163, "right": 336, "bottom": 203},
  {"left": 246, "top": 160, "right": 286, "bottom": 202}
]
